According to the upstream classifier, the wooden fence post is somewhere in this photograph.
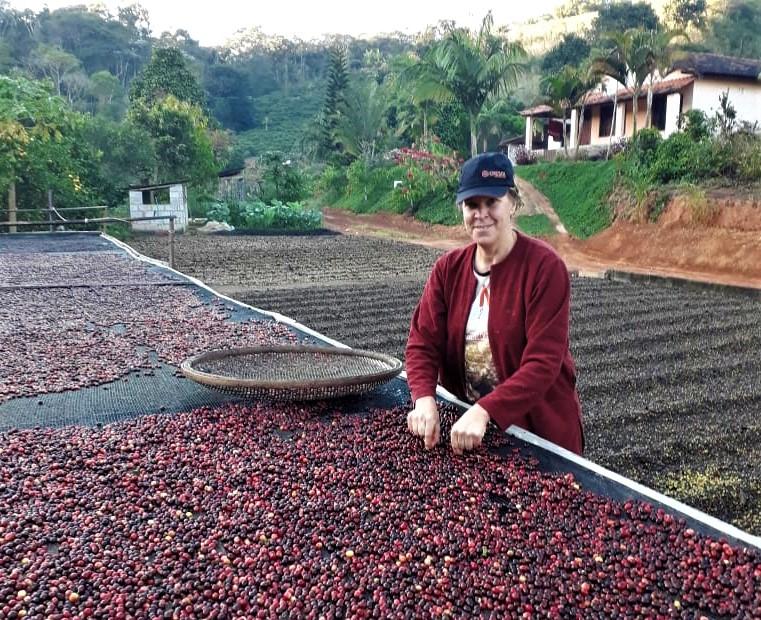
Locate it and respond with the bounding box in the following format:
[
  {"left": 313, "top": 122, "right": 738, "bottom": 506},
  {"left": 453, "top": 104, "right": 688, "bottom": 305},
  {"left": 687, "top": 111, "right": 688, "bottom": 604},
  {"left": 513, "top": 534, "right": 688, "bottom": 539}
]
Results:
[{"left": 8, "top": 182, "right": 16, "bottom": 233}]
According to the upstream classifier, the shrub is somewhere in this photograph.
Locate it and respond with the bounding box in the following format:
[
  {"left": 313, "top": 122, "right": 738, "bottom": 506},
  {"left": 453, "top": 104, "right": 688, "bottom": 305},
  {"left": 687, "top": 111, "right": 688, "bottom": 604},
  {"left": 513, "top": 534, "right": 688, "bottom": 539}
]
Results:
[
  {"left": 318, "top": 165, "right": 348, "bottom": 201},
  {"left": 649, "top": 132, "right": 714, "bottom": 183},
  {"left": 513, "top": 145, "right": 536, "bottom": 165},
  {"left": 258, "top": 152, "right": 311, "bottom": 204}
]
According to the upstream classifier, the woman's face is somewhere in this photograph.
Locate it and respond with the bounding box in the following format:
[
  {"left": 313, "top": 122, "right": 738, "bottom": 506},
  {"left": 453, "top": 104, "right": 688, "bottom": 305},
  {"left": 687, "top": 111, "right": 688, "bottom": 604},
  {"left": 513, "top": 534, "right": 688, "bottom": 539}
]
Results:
[{"left": 460, "top": 194, "right": 515, "bottom": 247}]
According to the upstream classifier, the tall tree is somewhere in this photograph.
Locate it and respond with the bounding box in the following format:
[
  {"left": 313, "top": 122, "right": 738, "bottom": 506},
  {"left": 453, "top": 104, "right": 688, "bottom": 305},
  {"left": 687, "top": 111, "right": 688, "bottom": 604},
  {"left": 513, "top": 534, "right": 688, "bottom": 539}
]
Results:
[
  {"left": 319, "top": 43, "right": 349, "bottom": 157},
  {"left": 592, "top": 2, "right": 660, "bottom": 35},
  {"left": 0, "top": 75, "right": 103, "bottom": 214},
  {"left": 590, "top": 45, "right": 629, "bottom": 158},
  {"left": 129, "top": 47, "right": 206, "bottom": 108},
  {"left": 129, "top": 95, "right": 216, "bottom": 185},
  {"left": 421, "top": 13, "right": 526, "bottom": 156},
  {"left": 541, "top": 65, "right": 589, "bottom": 157},
  {"left": 593, "top": 29, "right": 652, "bottom": 138},
  {"left": 664, "top": 0, "right": 708, "bottom": 31},
  {"left": 28, "top": 44, "right": 80, "bottom": 96},
  {"left": 542, "top": 34, "right": 591, "bottom": 75},
  {"left": 336, "top": 80, "right": 388, "bottom": 164},
  {"left": 397, "top": 50, "right": 453, "bottom": 142},
  {"left": 644, "top": 28, "right": 689, "bottom": 128},
  {"left": 706, "top": 0, "right": 761, "bottom": 59}
]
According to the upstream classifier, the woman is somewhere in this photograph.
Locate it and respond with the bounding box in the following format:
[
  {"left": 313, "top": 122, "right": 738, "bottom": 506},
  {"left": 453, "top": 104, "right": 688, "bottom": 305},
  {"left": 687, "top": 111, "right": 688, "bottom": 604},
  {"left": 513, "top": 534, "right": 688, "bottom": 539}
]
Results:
[{"left": 405, "top": 152, "right": 583, "bottom": 455}]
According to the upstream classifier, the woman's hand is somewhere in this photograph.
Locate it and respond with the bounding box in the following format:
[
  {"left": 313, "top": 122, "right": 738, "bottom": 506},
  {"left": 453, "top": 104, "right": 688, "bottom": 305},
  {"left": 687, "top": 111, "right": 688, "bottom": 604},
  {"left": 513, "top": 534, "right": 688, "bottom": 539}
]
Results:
[
  {"left": 407, "top": 396, "right": 440, "bottom": 449},
  {"left": 450, "top": 404, "right": 490, "bottom": 455}
]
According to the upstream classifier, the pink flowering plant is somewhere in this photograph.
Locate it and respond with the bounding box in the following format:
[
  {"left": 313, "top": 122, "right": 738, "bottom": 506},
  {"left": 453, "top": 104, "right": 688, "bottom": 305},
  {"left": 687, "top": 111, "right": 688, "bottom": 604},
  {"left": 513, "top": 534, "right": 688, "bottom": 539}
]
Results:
[{"left": 390, "top": 146, "right": 460, "bottom": 215}]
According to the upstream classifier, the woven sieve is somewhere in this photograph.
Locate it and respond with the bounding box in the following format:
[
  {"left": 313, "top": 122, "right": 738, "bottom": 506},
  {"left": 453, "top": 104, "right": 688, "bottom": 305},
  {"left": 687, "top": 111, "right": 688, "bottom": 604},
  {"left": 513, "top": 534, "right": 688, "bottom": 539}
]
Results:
[{"left": 181, "top": 345, "right": 403, "bottom": 401}]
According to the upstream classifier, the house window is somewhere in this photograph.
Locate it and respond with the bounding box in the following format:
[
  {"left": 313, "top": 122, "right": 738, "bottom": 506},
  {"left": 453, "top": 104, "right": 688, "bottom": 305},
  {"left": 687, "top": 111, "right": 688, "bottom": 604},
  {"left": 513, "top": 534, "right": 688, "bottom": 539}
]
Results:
[
  {"left": 142, "top": 190, "right": 151, "bottom": 205},
  {"left": 652, "top": 95, "right": 668, "bottom": 131},
  {"left": 599, "top": 103, "right": 615, "bottom": 137},
  {"left": 153, "top": 188, "right": 170, "bottom": 204}
]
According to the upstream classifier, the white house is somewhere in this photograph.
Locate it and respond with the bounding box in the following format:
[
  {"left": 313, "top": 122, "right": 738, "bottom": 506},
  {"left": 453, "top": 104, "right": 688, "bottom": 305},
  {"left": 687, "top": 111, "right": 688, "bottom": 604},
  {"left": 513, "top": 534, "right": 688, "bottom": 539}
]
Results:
[{"left": 520, "top": 53, "right": 761, "bottom": 155}]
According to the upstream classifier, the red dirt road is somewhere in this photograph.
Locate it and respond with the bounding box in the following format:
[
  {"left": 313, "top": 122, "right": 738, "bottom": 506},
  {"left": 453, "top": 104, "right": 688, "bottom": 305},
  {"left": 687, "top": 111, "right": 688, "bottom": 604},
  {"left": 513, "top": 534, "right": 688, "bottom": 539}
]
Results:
[{"left": 323, "top": 205, "right": 761, "bottom": 290}]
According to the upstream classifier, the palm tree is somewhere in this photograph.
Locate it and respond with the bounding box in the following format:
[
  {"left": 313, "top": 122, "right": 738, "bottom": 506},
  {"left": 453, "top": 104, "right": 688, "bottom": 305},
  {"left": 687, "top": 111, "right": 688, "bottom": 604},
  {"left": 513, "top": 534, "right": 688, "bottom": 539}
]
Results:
[
  {"left": 541, "top": 66, "right": 587, "bottom": 158},
  {"left": 574, "top": 62, "right": 604, "bottom": 159},
  {"left": 591, "top": 29, "right": 651, "bottom": 148},
  {"left": 476, "top": 98, "right": 515, "bottom": 153},
  {"left": 336, "top": 80, "right": 388, "bottom": 164},
  {"left": 396, "top": 52, "right": 452, "bottom": 142},
  {"left": 644, "top": 28, "right": 689, "bottom": 128},
  {"left": 403, "top": 13, "right": 525, "bottom": 157},
  {"left": 590, "top": 47, "right": 628, "bottom": 159}
]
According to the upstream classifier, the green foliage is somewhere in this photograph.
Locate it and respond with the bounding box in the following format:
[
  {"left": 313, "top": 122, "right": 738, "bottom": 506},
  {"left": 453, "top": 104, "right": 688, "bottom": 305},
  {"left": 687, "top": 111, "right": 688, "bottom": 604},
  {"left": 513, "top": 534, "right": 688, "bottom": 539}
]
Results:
[
  {"left": 203, "top": 64, "right": 255, "bottom": 131},
  {"left": 319, "top": 44, "right": 350, "bottom": 158},
  {"left": 130, "top": 47, "right": 206, "bottom": 108},
  {"left": 541, "top": 34, "right": 591, "bottom": 74},
  {"left": 515, "top": 161, "right": 616, "bottom": 239},
  {"left": 232, "top": 81, "right": 323, "bottom": 159},
  {"left": 434, "top": 100, "right": 470, "bottom": 154},
  {"left": 81, "top": 116, "right": 155, "bottom": 205},
  {"left": 592, "top": 2, "right": 660, "bottom": 35},
  {"left": 0, "top": 75, "right": 104, "bottom": 213},
  {"left": 425, "top": 13, "right": 527, "bottom": 156},
  {"left": 515, "top": 214, "right": 556, "bottom": 237},
  {"left": 649, "top": 132, "right": 714, "bottom": 183},
  {"left": 663, "top": 0, "right": 707, "bottom": 30},
  {"left": 206, "top": 198, "right": 322, "bottom": 231},
  {"left": 678, "top": 109, "right": 712, "bottom": 141},
  {"left": 706, "top": 0, "right": 761, "bottom": 59},
  {"left": 258, "top": 152, "right": 311, "bottom": 203},
  {"left": 336, "top": 79, "right": 389, "bottom": 163},
  {"left": 319, "top": 148, "right": 462, "bottom": 226},
  {"left": 128, "top": 95, "right": 217, "bottom": 188}
]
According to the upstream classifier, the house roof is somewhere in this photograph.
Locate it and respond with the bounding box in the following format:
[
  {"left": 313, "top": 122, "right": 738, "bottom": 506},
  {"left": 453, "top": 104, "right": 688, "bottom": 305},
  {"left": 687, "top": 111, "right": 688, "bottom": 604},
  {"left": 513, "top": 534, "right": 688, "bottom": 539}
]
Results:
[
  {"left": 671, "top": 53, "right": 761, "bottom": 80},
  {"left": 582, "top": 76, "right": 694, "bottom": 107},
  {"left": 498, "top": 135, "right": 525, "bottom": 146},
  {"left": 519, "top": 104, "right": 555, "bottom": 117},
  {"left": 128, "top": 180, "right": 189, "bottom": 191}
]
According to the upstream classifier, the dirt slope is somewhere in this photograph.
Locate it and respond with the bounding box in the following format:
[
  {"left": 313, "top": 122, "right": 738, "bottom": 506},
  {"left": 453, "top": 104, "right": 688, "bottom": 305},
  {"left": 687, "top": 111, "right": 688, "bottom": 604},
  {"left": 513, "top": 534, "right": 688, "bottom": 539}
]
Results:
[{"left": 323, "top": 187, "right": 761, "bottom": 290}]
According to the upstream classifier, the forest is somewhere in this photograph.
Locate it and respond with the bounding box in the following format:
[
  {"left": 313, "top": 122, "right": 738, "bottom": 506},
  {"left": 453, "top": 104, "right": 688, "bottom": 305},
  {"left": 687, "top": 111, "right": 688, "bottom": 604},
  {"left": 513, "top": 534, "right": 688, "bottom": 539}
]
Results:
[{"left": 1, "top": 0, "right": 760, "bottom": 224}]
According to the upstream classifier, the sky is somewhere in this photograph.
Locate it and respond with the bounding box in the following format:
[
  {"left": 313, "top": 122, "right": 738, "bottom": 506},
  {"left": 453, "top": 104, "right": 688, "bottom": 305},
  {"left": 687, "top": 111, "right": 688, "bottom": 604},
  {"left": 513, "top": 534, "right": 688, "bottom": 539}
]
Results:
[{"left": 12, "top": 0, "right": 567, "bottom": 45}]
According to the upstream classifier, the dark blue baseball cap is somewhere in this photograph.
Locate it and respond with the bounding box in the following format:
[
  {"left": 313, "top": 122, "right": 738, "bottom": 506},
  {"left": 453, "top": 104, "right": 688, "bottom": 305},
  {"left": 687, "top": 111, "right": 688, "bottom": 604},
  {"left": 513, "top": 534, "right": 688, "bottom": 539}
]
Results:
[{"left": 456, "top": 152, "right": 515, "bottom": 204}]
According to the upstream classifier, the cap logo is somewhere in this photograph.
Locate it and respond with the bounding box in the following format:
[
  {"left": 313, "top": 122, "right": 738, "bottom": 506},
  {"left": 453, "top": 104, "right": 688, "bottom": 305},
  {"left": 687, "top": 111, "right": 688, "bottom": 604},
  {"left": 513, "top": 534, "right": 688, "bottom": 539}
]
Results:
[{"left": 481, "top": 170, "right": 507, "bottom": 179}]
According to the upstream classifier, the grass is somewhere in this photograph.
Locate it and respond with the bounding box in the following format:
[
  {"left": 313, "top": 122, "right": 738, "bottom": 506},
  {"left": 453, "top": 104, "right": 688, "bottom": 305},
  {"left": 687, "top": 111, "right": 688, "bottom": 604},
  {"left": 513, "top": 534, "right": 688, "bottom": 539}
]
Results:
[
  {"left": 515, "top": 160, "right": 616, "bottom": 239},
  {"left": 515, "top": 214, "right": 556, "bottom": 237}
]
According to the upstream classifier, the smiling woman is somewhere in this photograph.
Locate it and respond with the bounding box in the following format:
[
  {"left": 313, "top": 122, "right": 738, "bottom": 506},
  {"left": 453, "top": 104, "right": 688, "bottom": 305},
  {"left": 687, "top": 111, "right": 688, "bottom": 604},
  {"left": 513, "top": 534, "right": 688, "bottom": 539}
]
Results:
[{"left": 405, "top": 152, "right": 584, "bottom": 456}]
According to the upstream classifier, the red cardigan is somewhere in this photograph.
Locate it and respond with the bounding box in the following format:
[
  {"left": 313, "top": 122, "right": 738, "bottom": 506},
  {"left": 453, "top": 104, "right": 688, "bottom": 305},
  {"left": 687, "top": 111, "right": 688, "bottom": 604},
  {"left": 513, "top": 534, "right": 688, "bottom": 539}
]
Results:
[{"left": 406, "top": 232, "right": 583, "bottom": 454}]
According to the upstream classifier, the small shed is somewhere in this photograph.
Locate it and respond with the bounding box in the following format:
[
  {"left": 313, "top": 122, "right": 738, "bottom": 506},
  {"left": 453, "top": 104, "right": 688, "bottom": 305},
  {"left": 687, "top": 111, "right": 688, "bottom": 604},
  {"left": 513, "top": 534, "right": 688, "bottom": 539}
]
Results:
[
  {"left": 128, "top": 181, "right": 188, "bottom": 233},
  {"left": 217, "top": 167, "right": 246, "bottom": 202}
]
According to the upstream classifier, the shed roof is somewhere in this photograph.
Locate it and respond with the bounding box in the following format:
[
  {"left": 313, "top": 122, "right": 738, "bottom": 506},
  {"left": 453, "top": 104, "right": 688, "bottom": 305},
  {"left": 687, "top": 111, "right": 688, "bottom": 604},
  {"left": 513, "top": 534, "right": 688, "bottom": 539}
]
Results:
[
  {"left": 218, "top": 167, "right": 244, "bottom": 178},
  {"left": 128, "top": 180, "right": 189, "bottom": 191},
  {"left": 672, "top": 53, "right": 761, "bottom": 80}
]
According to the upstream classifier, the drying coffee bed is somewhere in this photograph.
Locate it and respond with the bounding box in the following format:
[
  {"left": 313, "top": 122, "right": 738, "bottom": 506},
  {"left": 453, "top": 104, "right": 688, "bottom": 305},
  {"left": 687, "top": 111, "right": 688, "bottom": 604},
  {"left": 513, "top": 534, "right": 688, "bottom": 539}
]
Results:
[
  {"left": 238, "top": 278, "right": 426, "bottom": 360},
  {"left": 129, "top": 232, "right": 761, "bottom": 536},
  {"left": 1, "top": 402, "right": 760, "bottom": 619},
  {"left": 128, "top": 233, "right": 442, "bottom": 291},
  {"left": 0, "top": 234, "right": 299, "bottom": 429}
]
